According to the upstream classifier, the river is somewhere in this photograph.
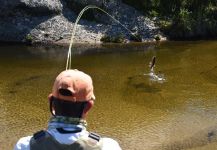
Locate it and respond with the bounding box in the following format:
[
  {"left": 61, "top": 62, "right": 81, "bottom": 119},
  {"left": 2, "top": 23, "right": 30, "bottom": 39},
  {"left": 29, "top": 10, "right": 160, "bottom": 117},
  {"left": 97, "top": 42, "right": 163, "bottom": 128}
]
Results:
[{"left": 0, "top": 41, "right": 217, "bottom": 150}]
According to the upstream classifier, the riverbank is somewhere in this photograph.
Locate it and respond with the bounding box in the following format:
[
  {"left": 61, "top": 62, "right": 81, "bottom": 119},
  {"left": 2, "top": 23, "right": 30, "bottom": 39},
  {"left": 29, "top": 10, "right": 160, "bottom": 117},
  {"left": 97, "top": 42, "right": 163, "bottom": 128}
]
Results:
[{"left": 0, "top": 0, "right": 166, "bottom": 45}]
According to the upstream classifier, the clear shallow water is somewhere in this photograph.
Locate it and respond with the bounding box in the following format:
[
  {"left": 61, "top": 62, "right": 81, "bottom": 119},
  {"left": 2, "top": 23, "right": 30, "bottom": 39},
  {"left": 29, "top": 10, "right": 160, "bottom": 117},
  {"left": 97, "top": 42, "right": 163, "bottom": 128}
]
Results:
[{"left": 0, "top": 41, "right": 217, "bottom": 150}]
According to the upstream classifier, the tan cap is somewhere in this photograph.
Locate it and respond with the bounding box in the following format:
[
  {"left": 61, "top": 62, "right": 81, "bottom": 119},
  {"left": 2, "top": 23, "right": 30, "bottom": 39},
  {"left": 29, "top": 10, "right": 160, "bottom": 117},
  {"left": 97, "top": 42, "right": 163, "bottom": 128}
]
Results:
[{"left": 52, "top": 69, "right": 95, "bottom": 102}]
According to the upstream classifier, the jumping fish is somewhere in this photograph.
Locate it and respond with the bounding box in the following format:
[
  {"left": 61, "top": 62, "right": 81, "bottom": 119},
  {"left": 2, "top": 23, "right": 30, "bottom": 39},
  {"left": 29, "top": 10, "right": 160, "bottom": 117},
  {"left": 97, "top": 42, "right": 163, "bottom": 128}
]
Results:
[
  {"left": 149, "top": 56, "right": 156, "bottom": 72},
  {"left": 144, "top": 56, "right": 165, "bottom": 82}
]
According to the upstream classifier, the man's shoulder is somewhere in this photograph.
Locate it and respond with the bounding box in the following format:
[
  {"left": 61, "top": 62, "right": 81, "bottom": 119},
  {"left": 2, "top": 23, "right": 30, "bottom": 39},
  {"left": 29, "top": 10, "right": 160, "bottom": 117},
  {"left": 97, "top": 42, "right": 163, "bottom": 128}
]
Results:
[
  {"left": 14, "top": 136, "right": 32, "bottom": 150},
  {"left": 80, "top": 133, "right": 122, "bottom": 150},
  {"left": 101, "top": 137, "right": 122, "bottom": 150},
  {"left": 14, "top": 131, "right": 121, "bottom": 150}
]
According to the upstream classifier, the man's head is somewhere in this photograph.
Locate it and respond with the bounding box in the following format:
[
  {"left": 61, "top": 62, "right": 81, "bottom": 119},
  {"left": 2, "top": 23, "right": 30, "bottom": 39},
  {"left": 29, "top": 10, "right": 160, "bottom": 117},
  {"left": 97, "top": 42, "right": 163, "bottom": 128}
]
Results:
[{"left": 49, "top": 69, "right": 95, "bottom": 118}]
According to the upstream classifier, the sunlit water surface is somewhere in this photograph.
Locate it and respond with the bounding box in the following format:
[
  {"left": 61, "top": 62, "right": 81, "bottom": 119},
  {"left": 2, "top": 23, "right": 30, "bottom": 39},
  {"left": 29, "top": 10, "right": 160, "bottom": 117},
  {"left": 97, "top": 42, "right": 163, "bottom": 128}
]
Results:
[{"left": 0, "top": 41, "right": 217, "bottom": 150}]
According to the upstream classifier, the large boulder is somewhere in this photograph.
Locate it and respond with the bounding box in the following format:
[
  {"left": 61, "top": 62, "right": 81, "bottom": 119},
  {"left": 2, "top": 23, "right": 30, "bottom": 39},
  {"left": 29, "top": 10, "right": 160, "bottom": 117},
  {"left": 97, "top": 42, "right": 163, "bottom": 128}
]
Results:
[
  {"left": 19, "top": 0, "right": 63, "bottom": 15},
  {"left": 0, "top": 0, "right": 63, "bottom": 17},
  {"left": 64, "top": 0, "right": 121, "bottom": 24},
  {"left": 0, "top": 0, "right": 164, "bottom": 44},
  {"left": 65, "top": 0, "right": 103, "bottom": 8},
  {"left": 0, "top": 0, "right": 20, "bottom": 17}
]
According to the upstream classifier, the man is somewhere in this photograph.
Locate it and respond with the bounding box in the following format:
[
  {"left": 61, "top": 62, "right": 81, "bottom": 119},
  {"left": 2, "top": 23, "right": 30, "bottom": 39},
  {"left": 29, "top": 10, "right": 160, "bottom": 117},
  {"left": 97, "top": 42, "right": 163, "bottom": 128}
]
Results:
[{"left": 14, "top": 69, "right": 121, "bottom": 150}]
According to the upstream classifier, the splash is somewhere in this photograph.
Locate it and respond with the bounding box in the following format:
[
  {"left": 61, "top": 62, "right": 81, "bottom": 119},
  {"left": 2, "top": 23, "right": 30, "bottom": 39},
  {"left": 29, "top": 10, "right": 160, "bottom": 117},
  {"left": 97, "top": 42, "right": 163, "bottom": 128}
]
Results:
[
  {"left": 144, "top": 56, "right": 166, "bottom": 82},
  {"left": 66, "top": 5, "right": 138, "bottom": 70}
]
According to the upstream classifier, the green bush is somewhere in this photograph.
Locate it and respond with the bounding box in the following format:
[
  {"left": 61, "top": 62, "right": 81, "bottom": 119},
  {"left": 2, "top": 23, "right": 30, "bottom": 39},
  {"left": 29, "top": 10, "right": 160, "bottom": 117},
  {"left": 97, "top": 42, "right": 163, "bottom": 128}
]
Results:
[
  {"left": 169, "top": 8, "right": 193, "bottom": 39},
  {"left": 100, "top": 35, "right": 111, "bottom": 43},
  {"left": 130, "top": 33, "right": 142, "bottom": 42},
  {"left": 100, "top": 34, "right": 125, "bottom": 43},
  {"left": 149, "top": 10, "right": 159, "bottom": 17},
  {"left": 123, "top": 0, "right": 217, "bottom": 39},
  {"left": 154, "top": 35, "right": 161, "bottom": 41},
  {"left": 113, "top": 34, "right": 125, "bottom": 43},
  {"left": 157, "top": 20, "right": 172, "bottom": 32},
  {"left": 25, "top": 34, "right": 33, "bottom": 44}
]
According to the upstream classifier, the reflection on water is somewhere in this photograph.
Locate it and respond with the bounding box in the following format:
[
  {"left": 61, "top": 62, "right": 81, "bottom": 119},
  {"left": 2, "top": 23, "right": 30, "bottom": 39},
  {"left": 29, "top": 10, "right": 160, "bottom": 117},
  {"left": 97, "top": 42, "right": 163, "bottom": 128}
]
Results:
[{"left": 0, "top": 41, "right": 217, "bottom": 150}]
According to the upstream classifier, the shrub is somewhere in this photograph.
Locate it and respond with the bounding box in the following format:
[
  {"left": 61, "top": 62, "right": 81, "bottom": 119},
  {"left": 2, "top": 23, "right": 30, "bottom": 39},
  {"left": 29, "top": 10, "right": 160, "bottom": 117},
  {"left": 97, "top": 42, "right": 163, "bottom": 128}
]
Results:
[
  {"left": 166, "top": 8, "right": 194, "bottom": 39},
  {"left": 100, "top": 34, "right": 125, "bottom": 43},
  {"left": 25, "top": 34, "right": 33, "bottom": 44},
  {"left": 130, "top": 33, "right": 142, "bottom": 42},
  {"left": 154, "top": 35, "right": 161, "bottom": 41}
]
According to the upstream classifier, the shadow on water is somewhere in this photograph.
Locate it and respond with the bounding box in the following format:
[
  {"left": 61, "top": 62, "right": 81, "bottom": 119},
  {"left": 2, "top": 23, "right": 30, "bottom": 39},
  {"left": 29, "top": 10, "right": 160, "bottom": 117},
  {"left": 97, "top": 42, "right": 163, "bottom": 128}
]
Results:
[
  {"left": 7, "top": 75, "right": 42, "bottom": 95},
  {"left": 14, "top": 75, "right": 41, "bottom": 87},
  {"left": 127, "top": 75, "right": 161, "bottom": 93},
  {"left": 153, "top": 125, "right": 217, "bottom": 150},
  {"left": 200, "top": 66, "right": 217, "bottom": 84}
]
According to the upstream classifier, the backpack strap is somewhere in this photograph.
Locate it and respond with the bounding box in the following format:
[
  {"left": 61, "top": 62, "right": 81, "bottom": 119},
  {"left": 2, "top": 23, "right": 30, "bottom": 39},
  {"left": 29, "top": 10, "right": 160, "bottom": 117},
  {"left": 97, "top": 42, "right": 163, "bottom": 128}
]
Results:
[
  {"left": 30, "top": 130, "right": 103, "bottom": 150},
  {"left": 88, "top": 132, "right": 101, "bottom": 142},
  {"left": 33, "top": 130, "right": 47, "bottom": 140}
]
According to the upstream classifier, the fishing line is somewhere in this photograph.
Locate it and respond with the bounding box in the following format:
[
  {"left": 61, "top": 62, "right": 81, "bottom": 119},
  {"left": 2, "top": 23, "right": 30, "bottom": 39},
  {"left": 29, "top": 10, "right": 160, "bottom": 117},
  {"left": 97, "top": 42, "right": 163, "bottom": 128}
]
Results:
[{"left": 66, "top": 5, "right": 139, "bottom": 70}]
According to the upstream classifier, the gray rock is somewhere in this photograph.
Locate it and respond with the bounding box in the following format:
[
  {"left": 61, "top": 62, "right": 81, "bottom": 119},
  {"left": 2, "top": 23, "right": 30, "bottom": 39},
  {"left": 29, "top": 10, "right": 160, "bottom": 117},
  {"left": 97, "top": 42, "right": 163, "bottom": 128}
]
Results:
[
  {"left": 0, "top": 0, "right": 165, "bottom": 44},
  {"left": 0, "top": 0, "right": 20, "bottom": 17},
  {"left": 0, "top": 0, "right": 62, "bottom": 17},
  {"left": 65, "top": 0, "right": 103, "bottom": 8},
  {"left": 18, "top": 0, "right": 63, "bottom": 15}
]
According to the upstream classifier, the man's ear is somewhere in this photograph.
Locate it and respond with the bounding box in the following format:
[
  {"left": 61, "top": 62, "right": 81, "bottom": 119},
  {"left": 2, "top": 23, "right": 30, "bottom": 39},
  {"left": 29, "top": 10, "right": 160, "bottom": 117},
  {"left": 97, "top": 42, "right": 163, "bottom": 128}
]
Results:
[
  {"left": 82, "top": 100, "right": 94, "bottom": 118},
  {"left": 48, "top": 94, "right": 55, "bottom": 116},
  {"left": 48, "top": 94, "right": 53, "bottom": 101}
]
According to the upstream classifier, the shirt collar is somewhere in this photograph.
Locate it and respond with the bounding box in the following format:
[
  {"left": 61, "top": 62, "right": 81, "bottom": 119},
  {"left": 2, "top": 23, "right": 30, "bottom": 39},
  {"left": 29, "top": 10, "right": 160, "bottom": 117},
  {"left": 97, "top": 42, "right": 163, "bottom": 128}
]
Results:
[{"left": 48, "top": 116, "right": 87, "bottom": 130}]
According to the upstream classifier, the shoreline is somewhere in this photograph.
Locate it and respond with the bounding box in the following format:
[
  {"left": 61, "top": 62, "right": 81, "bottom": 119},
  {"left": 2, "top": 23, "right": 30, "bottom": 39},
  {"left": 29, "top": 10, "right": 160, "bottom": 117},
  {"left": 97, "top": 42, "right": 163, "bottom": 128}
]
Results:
[{"left": 0, "top": 1, "right": 165, "bottom": 45}]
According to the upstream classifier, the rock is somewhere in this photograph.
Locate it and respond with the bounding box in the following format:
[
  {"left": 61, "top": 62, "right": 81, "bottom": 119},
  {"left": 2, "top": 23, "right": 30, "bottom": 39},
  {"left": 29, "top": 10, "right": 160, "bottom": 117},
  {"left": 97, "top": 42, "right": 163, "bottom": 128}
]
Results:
[
  {"left": 65, "top": 0, "right": 103, "bottom": 8},
  {"left": 0, "top": 0, "right": 165, "bottom": 44},
  {"left": 0, "top": 0, "right": 62, "bottom": 17},
  {"left": 18, "top": 0, "right": 63, "bottom": 15},
  {"left": 0, "top": 0, "right": 20, "bottom": 17}
]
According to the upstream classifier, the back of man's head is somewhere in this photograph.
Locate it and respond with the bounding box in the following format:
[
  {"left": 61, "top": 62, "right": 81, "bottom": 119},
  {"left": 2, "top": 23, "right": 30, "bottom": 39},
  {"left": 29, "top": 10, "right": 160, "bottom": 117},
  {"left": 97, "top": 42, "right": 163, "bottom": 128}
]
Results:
[
  {"left": 49, "top": 69, "right": 95, "bottom": 118},
  {"left": 52, "top": 69, "right": 95, "bottom": 101}
]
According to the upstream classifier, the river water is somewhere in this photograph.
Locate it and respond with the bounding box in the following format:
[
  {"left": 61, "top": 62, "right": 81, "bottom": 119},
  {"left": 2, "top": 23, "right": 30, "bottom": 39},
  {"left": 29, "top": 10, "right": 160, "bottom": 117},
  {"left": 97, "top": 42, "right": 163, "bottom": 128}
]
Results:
[{"left": 0, "top": 41, "right": 217, "bottom": 150}]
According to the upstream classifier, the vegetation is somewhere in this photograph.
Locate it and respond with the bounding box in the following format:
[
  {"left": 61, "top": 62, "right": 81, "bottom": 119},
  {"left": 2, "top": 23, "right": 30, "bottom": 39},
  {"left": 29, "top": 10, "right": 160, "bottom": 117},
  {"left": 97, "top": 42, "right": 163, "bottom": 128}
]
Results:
[
  {"left": 100, "top": 34, "right": 125, "bottom": 43},
  {"left": 154, "top": 35, "right": 161, "bottom": 41},
  {"left": 123, "top": 0, "right": 217, "bottom": 39},
  {"left": 25, "top": 34, "right": 33, "bottom": 44},
  {"left": 130, "top": 33, "right": 142, "bottom": 42}
]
